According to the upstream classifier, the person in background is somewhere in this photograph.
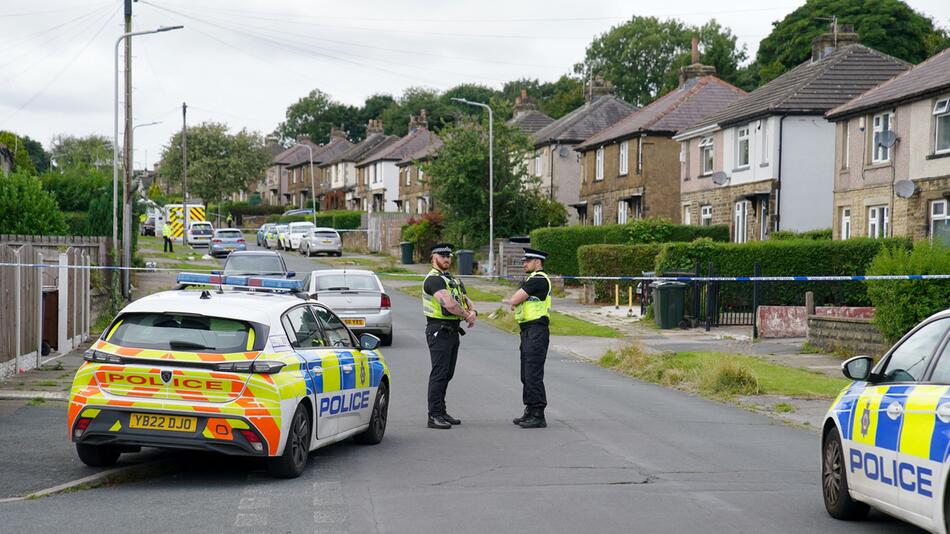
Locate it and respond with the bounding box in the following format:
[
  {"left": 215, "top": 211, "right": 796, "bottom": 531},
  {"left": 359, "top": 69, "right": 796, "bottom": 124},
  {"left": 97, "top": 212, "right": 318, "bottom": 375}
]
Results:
[{"left": 162, "top": 220, "right": 174, "bottom": 253}]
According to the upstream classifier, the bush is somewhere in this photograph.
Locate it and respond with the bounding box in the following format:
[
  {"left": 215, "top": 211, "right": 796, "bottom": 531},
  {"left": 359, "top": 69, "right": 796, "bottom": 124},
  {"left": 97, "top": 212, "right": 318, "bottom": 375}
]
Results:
[
  {"left": 769, "top": 229, "right": 833, "bottom": 241},
  {"left": 531, "top": 219, "right": 729, "bottom": 276},
  {"left": 277, "top": 210, "right": 363, "bottom": 228},
  {"left": 41, "top": 168, "right": 110, "bottom": 212},
  {"left": 699, "top": 360, "right": 761, "bottom": 396},
  {"left": 402, "top": 212, "right": 444, "bottom": 262},
  {"left": 655, "top": 237, "right": 913, "bottom": 306},
  {"left": 867, "top": 241, "right": 950, "bottom": 342},
  {"left": 0, "top": 171, "right": 68, "bottom": 235},
  {"left": 578, "top": 244, "right": 663, "bottom": 302}
]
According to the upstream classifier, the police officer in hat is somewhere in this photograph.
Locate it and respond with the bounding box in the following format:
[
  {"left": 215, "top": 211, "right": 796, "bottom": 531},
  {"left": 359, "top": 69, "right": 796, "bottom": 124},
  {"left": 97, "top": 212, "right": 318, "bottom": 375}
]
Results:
[
  {"left": 507, "top": 247, "right": 551, "bottom": 428},
  {"left": 422, "top": 243, "right": 477, "bottom": 429}
]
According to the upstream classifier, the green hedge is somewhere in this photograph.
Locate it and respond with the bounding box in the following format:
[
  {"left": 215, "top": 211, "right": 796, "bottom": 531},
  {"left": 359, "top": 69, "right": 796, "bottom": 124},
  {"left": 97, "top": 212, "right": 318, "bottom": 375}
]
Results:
[
  {"left": 531, "top": 219, "right": 729, "bottom": 276},
  {"left": 275, "top": 210, "right": 363, "bottom": 229},
  {"left": 867, "top": 241, "right": 950, "bottom": 342},
  {"left": 769, "top": 228, "right": 833, "bottom": 241},
  {"left": 578, "top": 244, "right": 663, "bottom": 302},
  {"left": 654, "top": 237, "right": 913, "bottom": 306}
]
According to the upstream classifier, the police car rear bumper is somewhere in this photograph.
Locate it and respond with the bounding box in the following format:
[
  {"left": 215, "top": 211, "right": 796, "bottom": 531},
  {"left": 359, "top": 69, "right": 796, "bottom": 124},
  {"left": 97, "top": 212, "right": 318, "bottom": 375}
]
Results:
[{"left": 71, "top": 408, "right": 269, "bottom": 457}]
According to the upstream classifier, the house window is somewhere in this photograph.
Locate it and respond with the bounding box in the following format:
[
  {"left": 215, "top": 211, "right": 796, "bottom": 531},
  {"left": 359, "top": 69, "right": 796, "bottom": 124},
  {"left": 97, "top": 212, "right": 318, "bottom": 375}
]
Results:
[
  {"left": 700, "top": 205, "right": 712, "bottom": 226},
  {"left": 934, "top": 98, "right": 950, "bottom": 154},
  {"left": 734, "top": 201, "right": 748, "bottom": 243},
  {"left": 636, "top": 137, "right": 644, "bottom": 175},
  {"left": 404, "top": 168, "right": 410, "bottom": 186},
  {"left": 840, "top": 208, "right": 851, "bottom": 239},
  {"left": 617, "top": 200, "right": 628, "bottom": 224},
  {"left": 841, "top": 120, "right": 850, "bottom": 169},
  {"left": 619, "top": 141, "right": 629, "bottom": 175},
  {"left": 932, "top": 200, "right": 950, "bottom": 246},
  {"left": 417, "top": 197, "right": 427, "bottom": 214},
  {"left": 759, "top": 201, "right": 769, "bottom": 241},
  {"left": 760, "top": 120, "right": 769, "bottom": 164},
  {"left": 699, "top": 136, "right": 714, "bottom": 176},
  {"left": 736, "top": 125, "right": 750, "bottom": 168},
  {"left": 872, "top": 112, "right": 893, "bottom": 163},
  {"left": 595, "top": 148, "right": 604, "bottom": 181},
  {"left": 418, "top": 167, "right": 424, "bottom": 183},
  {"left": 682, "top": 204, "right": 692, "bottom": 225},
  {"left": 868, "top": 205, "right": 890, "bottom": 238},
  {"left": 593, "top": 203, "right": 603, "bottom": 226},
  {"left": 534, "top": 154, "right": 542, "bottom": 177}
]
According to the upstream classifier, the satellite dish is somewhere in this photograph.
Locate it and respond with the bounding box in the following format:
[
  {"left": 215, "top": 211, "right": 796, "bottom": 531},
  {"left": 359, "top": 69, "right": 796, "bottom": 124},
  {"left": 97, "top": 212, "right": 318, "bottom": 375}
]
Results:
[
  {"left": 558, "top": 146, "right": 571, "bottom": 157},
  {"left": 710, "top": 171, "right": 730, "bottom": 186},
  {"left": 894, "top": 180, "right": 919, "bottom": 199},
  {"left": 879, "top": 131, "right": 898, "bottom": 148}
]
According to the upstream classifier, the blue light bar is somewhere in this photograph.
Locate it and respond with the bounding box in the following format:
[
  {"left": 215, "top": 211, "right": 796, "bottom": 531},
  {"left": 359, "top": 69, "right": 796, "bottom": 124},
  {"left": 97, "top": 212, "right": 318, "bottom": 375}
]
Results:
[{"left": 176, "top": 272, "right": 304, "bottom": 292}]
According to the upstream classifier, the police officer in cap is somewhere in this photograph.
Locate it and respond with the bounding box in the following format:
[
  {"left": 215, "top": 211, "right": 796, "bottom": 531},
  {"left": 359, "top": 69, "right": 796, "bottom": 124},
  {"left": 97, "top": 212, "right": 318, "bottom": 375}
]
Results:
[
  {"left": 422, "top": 243, "right": 477, "bottom": 429},
  {"left": 507, "top": 248, "right": 552, "bottom": 428}
]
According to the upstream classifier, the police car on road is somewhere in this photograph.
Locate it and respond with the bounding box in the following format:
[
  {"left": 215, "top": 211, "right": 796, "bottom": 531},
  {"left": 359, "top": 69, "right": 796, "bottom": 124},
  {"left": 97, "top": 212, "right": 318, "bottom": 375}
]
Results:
[
  {"left": 68, "top": 273, "right": 390, "bottom": 478},
  {"left": 823, "top": 308, "right": 950, "bottom": 532}
]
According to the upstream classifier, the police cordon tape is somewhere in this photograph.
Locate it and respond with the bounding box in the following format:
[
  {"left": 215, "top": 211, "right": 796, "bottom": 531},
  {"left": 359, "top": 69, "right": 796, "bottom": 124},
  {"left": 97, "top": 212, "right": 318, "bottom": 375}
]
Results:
[{"left": 0, "top": 262, "right": 948, "bottom": 282}]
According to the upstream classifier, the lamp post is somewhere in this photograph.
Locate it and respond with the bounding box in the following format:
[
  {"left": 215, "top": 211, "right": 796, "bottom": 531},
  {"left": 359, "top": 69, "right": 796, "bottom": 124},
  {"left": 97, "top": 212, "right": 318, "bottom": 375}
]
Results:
[
  {"left": 113, "top": 25, "right": 182, "bottom": 289},
  {"left": 294, "top": 143, "right": 317, "bottom": 224},
  {"left": 450, "top": 98, "right": 494, "bottom": 276}
]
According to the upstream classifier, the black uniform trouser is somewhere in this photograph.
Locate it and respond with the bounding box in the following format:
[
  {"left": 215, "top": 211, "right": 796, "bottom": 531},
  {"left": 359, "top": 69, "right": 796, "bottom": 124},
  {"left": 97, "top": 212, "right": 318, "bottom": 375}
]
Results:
[
  {"left": 426, "top": 321, "right": 461, "bottom": 416},
  {"left": 520, "top": 323, "right": 549, "bottom": 411},
  {"left": 163, "top": 236, "right": 174, "bottom": 253}
]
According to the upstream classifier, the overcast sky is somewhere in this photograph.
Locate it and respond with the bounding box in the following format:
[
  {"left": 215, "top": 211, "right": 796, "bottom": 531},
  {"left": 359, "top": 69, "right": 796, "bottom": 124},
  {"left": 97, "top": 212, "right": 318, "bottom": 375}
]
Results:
[{"left": 2, "top": 0, "right": 948, "bottom": 169}]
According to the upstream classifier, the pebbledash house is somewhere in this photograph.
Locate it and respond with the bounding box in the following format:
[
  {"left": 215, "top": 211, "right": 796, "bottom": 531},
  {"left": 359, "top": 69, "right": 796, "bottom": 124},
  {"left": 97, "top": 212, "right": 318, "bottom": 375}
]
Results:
[{"left": 673, "top": 27, "right": 909, "bottom": 242}]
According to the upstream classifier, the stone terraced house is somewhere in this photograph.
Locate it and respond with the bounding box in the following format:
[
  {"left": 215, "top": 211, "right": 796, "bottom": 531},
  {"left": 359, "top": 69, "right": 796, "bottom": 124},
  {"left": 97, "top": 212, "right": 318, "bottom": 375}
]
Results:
[{"left": 397, "top": 133, "right": 443, "bottom": 216}]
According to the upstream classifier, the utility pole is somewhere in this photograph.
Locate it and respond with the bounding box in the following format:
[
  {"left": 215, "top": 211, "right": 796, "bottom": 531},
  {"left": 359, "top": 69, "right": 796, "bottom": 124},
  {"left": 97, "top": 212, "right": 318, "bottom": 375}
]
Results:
[
  {"left": 121, "top": 0, "right": 133, "bottom": 298},
  {"left": 182, "top": 102, "right": 189, "bottom": 244}
]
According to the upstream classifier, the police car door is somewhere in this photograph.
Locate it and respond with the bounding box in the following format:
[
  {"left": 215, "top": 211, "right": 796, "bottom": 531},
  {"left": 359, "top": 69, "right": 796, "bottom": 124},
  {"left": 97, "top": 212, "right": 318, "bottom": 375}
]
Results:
[
  {"left": 313, "top": 306, "right": 373, "bottom": 433},
  {"left": 280, "top": 305, "right": 339, "bottom": 439},
  {"left": 895, "top": 318, "right": 950, "bottom": 521}
]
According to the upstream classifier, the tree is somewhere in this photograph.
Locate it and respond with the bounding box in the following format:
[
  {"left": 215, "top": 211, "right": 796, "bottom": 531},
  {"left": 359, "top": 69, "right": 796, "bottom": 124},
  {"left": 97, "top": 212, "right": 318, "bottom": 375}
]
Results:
[
  {"left": 354, "top": 93, "right": 397, "bottom": 139},
  {"left": 751, "top": 0, "right": 950, "bottom": 86},
  {"left": 424, "top": 100, "right": 566, "bottom": 247},
  {"left": 4, "top": 133, "right": 49, "bottom": 173},
  {"left": 380, "top": 87, "right": 457, "bottom": 137},
  {"left": 662, "top": 20, "right": 749, "bottom": 92},
  {"left": 40, "top": 166, "right": 110, "bottom": 212},
  {"left": 157, "top": 122, "right": 271, "bottom": 208},
  {"left": 0, "top": 131, "right": 37, "bottom": 174},
  {"left": 275, "top": 89, "right": 361, "bottom": 144},
  {"left": 0, "top": 171, "right": 67, "bottom": 235},
  {"left": 501, "top": 76, "right": 585, "bottom": 119},
  {"left": 49, "top": 134, "right": 113, "bottom": 171}
]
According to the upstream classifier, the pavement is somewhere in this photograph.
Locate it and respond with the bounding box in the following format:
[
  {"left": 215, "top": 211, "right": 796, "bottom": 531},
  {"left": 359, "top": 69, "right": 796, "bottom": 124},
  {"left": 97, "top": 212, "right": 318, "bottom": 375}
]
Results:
[{"left": 0, "top": 244, "right": 921, "bottom": 533}]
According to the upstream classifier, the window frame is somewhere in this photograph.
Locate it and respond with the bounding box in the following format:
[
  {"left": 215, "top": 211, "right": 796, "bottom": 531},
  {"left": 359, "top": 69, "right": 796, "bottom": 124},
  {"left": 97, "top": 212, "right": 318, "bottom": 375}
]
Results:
[
  {"left": 700, "top": 205, "right": 712, "bottom": 226},
  {"left": 934, "top": 97, "right": 950, "bottom": 155},
  {"left": 841, "top": 120, "right": 850, "bottom": 169},
  {"left": 840, "top": 207, "right": 851, "bottom": 240},
  {"left": 594, "top": 147, "right": 604, "bottom": 181},
  {"left": 872, "top": 112, "right": 894, "bottom": 163},
  {"left": 736, "top": 125, "right": 750, "bottom": 168},
  {"left": 281, "top": 305, "right": 328, "bottom": 349},
  {"left": 875, "top": 317, "right": 950, "bottom": 384},
  {"left": 619, "top": 141, "right": 629, "bottom": 176},
  {"left": 734, "top": 201, "right": 748, "bottom": 243},
  {"left": 592, "top": 203, "right": 603, "bottom": 226},
  {"left": 760, "top": 120, "right": 769, "bottom": 165},
  {"left": 931, "top": 199, "right": 949, "bottom": 245},
  {"left": 682, "top": 204, "right": 692, "bottom": 226},
  {"left": 868, "top": 205, "right": 890, "bottom": 238},
  {"left": 617, "top": 200, "right": 628, "bottom": 224},
  {"left": 534, "top": 153, "right": 542, "bottom": 177},
  {"left": 699, "top": 136, "right": 714, "bottom": 176}
]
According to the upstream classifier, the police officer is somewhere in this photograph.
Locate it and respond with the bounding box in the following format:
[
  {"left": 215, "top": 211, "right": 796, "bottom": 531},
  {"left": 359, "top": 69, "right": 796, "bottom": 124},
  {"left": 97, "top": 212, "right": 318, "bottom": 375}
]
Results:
[
  {"left": 162, "top": 220, "right": 174, "bottom": 253},
  {"left": 508, "top": 248, "right": 551, "bottom": 429},
  {"left": 422, "top": 243, "right": 477, "bottom": 429},
  {"left": 226, "top": 213, "right": 234, "bottom": 228}
]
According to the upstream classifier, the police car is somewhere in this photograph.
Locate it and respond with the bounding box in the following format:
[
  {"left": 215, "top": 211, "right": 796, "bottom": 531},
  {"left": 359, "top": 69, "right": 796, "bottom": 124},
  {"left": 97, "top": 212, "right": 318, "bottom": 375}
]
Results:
[
  {"left": 822, "top": 308, "right": 950, "bottom": 532},
  {"left": 68, "top": 273, "right": 390, "bottom": 478}
]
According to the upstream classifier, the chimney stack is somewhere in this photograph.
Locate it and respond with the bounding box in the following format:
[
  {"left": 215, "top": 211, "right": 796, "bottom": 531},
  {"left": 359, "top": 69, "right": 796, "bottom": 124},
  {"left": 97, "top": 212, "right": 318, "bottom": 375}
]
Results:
[
  {"left": 296, "top": 134, "right": 312, "bottom": 145},
  {"left": 366, "top": 119, "right": 384, "bottom": 135},
  {"left": 691, "top": 35, "right": 699, "bottom": 64},
  {"left": 586, "top": 75, "right": 614, "bottom": 104},
  {"left": 811, "top": 22, "right": 859, "bottom": 62},
  {"left": 329, "top": 126, "right": 346, "bottom": 141},
  {"left": 513, "top": 89, "right": 538, "bottom": 117},
  {"left": 408, "top": 109, "right": 429, "bottom": 131},
  {"left": 679, "top": 35, "right": 716, "bottom": 85}
]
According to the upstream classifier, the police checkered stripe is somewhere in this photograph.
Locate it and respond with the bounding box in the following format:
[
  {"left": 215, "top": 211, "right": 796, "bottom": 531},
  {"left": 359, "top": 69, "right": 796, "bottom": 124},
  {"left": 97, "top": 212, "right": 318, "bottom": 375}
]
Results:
[{"left": 432, "top": 246, "right": 452, "bottom": 255}]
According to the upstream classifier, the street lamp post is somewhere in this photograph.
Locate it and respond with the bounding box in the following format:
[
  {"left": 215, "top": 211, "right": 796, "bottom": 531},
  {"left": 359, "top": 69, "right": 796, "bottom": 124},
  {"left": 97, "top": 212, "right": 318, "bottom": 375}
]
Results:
[
  {"left": 113, "top": 25, "right": 182, "bottom": 293},
  {"left": 450, "top": 98, "right": 494, "bottom": 277},
  {"left": 293, "top": 143, "right": 317, "bottom": 225}
]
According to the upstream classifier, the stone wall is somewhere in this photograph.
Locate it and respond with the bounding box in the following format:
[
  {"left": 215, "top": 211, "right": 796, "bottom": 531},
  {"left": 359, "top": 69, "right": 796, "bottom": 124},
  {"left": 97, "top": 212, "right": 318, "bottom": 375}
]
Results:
[
  {"left": 807, "top": 315, "right": 889, "bottom": 357},
  {"left": 757, "top": 306, "right": 875, "bottom": 338},
  {"left": 680, "top": 178, "right": 777, "bottom": 241}
]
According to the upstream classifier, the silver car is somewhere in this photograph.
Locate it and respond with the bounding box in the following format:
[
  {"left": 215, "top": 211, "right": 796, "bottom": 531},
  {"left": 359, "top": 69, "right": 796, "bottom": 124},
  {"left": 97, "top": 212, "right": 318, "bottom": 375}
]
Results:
[
  {"left": 306, "top": 269, "right": 392, "bottom": 345},
  {"left": 300, "top": 227, "right": 343, "bottom": 257}
]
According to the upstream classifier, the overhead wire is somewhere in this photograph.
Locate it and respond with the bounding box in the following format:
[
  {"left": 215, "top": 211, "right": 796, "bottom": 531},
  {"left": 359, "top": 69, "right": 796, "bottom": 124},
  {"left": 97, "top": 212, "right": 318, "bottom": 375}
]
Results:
[
  {"left": 0, "top": 3, "right": 116, "bottom": 71},
  {"left": 0, "top": 1, "right": 112, "bottom": 18}
]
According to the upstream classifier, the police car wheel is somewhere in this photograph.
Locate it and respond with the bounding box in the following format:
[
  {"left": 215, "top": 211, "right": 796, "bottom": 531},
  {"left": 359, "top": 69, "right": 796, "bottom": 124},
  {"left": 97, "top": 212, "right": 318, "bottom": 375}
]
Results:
[
  {"left": 822, "top": 429, "right": 870, "bottom": 520},
  {"left": 268, "top": 403, "right": 312, "bottom": 478},
  {"left": 355, "top": 382, "right": 388, "bottom": 445},
  {"left": 76, "top": 443, "right": 121, "bottom": 467}
]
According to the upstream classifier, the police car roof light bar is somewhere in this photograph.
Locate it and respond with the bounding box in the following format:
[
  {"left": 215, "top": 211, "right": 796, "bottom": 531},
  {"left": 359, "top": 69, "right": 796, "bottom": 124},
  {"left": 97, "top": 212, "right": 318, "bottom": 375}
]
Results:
[{"left": 176, "top": 272, "right": 305, "bottom": 292}]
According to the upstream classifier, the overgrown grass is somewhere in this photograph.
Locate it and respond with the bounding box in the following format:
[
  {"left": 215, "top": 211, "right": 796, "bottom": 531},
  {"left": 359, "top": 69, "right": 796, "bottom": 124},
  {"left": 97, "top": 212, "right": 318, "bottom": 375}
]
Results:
[
  {"left": 599, "top": 345, "right": 848, "bottom": 400},
  {"left": 484, "top": 308, "right": 622, "bottom": 338},
  {"left": 801, "top": 341, "right": 857, "bottom": 359}
]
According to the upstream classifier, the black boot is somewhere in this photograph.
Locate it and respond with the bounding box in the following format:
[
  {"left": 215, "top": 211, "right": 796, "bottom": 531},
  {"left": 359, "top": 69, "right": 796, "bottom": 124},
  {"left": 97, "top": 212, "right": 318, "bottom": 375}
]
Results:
[
  {"left": 427, "top": 414, "right": 452, "bottom": 429},
  {"left": 442, "top": 413, "right": 461, "bottom": 425},
  {"left": 518, "top": 408, "right": 546, "bottom": 429},
  {"left": 512, "top": 407, "right": 529, "bottom": 425}
]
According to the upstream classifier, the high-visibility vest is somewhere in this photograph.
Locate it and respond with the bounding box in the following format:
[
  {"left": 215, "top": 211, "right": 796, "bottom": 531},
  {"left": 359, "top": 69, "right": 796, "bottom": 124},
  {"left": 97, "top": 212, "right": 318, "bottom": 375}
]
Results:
[
  {"left": 162, "top": 224, "right": 172, "bottom": 237},
  {"left": 422, "top": 268, "right": 466, "bottom": 321},
  {"left": 515, "top": 270, "right": 552, "bottom": 324}
]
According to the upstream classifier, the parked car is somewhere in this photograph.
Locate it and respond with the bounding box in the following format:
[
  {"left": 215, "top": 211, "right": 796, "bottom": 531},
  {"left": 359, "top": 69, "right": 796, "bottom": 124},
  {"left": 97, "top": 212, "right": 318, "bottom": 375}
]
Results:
[
  {"left": 281, "top": 221, "right": 316, "bottom": 250},
  {"left": 209, "top": 229, "right": 246, "bottom": 257},
  {"left": 305, "top": 269, "right": 392, "bottom": 346},
  {"left": 265, "top": 224, "right": 288, "bottom": 249},
  {"left": 141, "top": 217, "right": 156, "bottom": 237},
  {"left": 282, "top": 208, "right": 314, "bottom": 216},
  {"left": 220, "top": 250, "right": 294, "bottom": 278},
  {"left": 300, "top": 228, "right": 342, "bottom": 257},
  {"left": 186, "top": 221, "right": 215, "bottom": 247},
  {"left": 257, "top": 223, "right": 276, "bottom": 247}
]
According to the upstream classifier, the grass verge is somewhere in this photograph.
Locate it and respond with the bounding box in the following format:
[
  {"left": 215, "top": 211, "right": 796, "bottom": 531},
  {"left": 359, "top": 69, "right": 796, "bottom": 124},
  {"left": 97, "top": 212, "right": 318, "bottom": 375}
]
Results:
[
  {"left": 483, "top": 307, "right": 622, "bottom": 338},
  {"left": 801, "top": 340, "right": 857, "bottom": 359},
  {"left": 397, "top": 284, "right": 505, "bottom": 302},
  {"left": 599, "top": 345, "right": 848, "bottom": 400}
]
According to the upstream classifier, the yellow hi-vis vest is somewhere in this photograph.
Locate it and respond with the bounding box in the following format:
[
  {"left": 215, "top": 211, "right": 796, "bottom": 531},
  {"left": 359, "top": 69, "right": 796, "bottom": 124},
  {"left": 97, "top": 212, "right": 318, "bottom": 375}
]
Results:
[
  {"left": 422, "top": 268, "right": 467, "bottom": 321},
  {"left": 162, "top": 223, "right": 172, "bottom": 237},
  {"left": 515, "top": 271, "right": 552, "bottom": 324}
]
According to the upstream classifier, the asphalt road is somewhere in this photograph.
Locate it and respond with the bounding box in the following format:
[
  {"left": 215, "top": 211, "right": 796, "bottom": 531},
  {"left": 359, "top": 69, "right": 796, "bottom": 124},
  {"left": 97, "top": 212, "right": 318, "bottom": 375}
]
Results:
[{"left": 1, "top": 245, "right": 924, "bottom": 533}]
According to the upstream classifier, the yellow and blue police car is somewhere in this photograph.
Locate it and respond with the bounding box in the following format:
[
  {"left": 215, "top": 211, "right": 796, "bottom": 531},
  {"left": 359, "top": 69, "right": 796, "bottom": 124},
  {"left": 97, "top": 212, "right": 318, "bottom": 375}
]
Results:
[
  {"left": 823, "top": 308, "right": 950, "bottom": 532},
  {"left": 68, "top": 273, "right": 390, "bottom": 478}
]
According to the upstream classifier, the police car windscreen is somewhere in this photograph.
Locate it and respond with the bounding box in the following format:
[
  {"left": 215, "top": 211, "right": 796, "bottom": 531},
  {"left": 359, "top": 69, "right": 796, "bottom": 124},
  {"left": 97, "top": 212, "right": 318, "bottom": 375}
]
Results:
[
  {"left": 108, "top": 313, "right": 252, "bottom": 353},
  {"left": 223, "top": 255, "right": 284, "bottom": 275},
  {"left": 312, "top": 274, "right": 377, "bottom": 291}
]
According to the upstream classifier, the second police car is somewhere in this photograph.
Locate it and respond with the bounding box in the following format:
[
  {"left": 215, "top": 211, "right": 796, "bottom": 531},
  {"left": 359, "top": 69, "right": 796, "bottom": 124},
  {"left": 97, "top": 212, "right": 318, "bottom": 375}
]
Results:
[
  {"left": 68, "top": 273, "right": 390, "bottom": 478},
  {"left": 823, "top": 308, "right": 950, "bottom": 533}
]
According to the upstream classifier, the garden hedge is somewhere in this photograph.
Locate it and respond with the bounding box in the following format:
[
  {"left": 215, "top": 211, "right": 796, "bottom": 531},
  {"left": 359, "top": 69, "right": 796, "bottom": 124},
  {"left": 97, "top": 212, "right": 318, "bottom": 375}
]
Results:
[
  {"left": 577, "top": 244, "right": 663, "bottom": 302},
  {"left": 654, "top": 237, "right": 913, "bottom": 306},
  {"left": 769, "top": 228, "right": 833, "bottom": 240},
  {"left": 275, "top": 210, "right": 363, "bottom": 229}
]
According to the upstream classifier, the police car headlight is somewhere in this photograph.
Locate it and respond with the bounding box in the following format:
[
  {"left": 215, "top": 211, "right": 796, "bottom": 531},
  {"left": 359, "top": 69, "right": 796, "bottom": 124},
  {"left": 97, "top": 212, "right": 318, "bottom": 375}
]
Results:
[{"left": 83, "top": 350, "right": 122, "bottom": 364}]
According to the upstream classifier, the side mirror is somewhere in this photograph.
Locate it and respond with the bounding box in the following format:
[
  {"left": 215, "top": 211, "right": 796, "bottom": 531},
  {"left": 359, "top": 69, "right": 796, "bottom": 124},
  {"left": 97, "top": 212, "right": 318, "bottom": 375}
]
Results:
[
  {"left": 359, "top": 333, "right": 381, "bottom": 351},
  {"left": 842, "top": 355, "right": 873, "bottom": 381},
  {"left": 286, "top": 271, "right": 296, "bottom": 278}
]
